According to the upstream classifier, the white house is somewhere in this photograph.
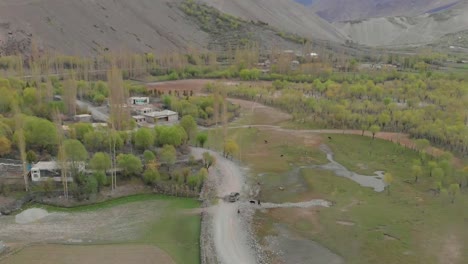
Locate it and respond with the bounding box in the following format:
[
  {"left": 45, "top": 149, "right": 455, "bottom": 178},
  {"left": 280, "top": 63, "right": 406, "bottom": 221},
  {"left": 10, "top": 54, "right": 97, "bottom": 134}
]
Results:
[
  {"left": 30, "top": 161, "right": 84, "bottom": 183},
  {"left": 128, "top": 97, "right": 150, "bottom": 106},
  {"left": 144, "top": 110, "right": 178, "bottom": 124}
]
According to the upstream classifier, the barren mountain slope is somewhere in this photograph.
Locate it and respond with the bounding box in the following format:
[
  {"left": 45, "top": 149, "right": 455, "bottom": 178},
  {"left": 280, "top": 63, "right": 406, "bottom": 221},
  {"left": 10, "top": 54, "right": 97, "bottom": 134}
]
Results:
[
  {"left": 0, "top": 0, "right": 345, "bottom": 56},
  {"left": 335, "top": 1, "right": 468, "bottom": 46},
  {"left": 0, "top": 0, "right": 211, "bottom": 56},
  {"left": 311, "top": 0, "right": 458, "bottom": 22},
  {"left": 199, "top": 0, "right": 347, "bottom": 43}
]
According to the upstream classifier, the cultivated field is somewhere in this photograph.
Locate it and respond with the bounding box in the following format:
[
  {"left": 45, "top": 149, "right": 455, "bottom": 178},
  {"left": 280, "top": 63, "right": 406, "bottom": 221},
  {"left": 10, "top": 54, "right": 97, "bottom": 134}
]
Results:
[{"left": 0, "top": 195, "right": 200, "bottom": 264}]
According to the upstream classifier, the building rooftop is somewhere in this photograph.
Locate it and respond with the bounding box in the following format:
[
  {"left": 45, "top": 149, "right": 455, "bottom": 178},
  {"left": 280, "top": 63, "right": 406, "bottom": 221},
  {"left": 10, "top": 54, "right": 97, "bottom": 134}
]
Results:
[
  {"left": 144, "top": 110, "right": 177, "bottom": 118},
  {"left": 32, "top": 161, "right": 59, "bottom": 171},
  {"left": 32, "top": 161, "right": 86, "bottom": 171},
  {"left": 132, "top": 115, "right": 146, "bottom": 119}
]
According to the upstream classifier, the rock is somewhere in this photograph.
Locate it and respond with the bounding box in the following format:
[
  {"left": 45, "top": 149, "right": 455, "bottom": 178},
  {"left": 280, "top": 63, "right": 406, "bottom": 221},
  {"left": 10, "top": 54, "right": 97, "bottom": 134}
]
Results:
[
  {"left": 1, "top": 209, "right": 11, "bottom": 215},
  {"left": 0, "top": 241, "right": 6, "bottom": 254},
  {"left": 279, "top": 187, "right": 285, "bottom": 191}
]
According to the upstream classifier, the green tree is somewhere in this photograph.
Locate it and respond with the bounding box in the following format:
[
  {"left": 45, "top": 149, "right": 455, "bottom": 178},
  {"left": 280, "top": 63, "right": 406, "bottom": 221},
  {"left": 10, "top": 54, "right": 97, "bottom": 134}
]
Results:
[
  {"left": 84, "top": 175, "right": 98, "bottom": 199},
  {"left": 143, "top": 150, "right": 156, "bottom": 164},
  {"left": 89, "top": 152, "right": 112, "bottom": 172},
  {"left": 159, "top": 145, "right": 177, "bottom": 165},
  {"left": 64, "top": 139, "right": 88, "bottom": 176},
  {"left": 23, "top": 87, "right": 38, "bottom": 106},
  {"left": 433, "top": 167, "right": 445, "bottom": 182},
  {"left": 224, "top": 140, "right": 239, "bottom": 159},
  {"left": 72, "top": 123, "right": 93, "bottom": 142},
  {"left": 26, "top": 150, "right": 37, "bottom": 164},
  {"left": 369, "top": 125, "right": 380, "bottom": 140},
  {"left": 155, "top": 125, "right": 187, "bottom": 147},
  {"left": 384, "top": 172, "right": 393, "bottom": 195},
  {"left": 134, "top": 127, "right": 155, "bottom": 150},
  {"left": 411, "top": 165, "right": 423, "bottom": 183},
  {"left": 143, "top": 167, "right": 161, "bottom": 185},
  {"left": 202, "top": 152, "right": 216, "bottom": 170},
  {"left": 180, "top": 115, "right": 197, "bottom": 141},
  {"left": 428, "top": 161, "right": 438, "bottom": 177},
  {"left": 117, "top": 154, "right": 143, "bottom": 177},
  {"left": 415, "top": 139, "right": 430, "bottom": 153},
  {"left": 64, "top": 139, "right": 88, "bottom": 162},
  {"left": 22, "top": 116, "right": 58, "bottom": 151},
  {"left": 0, "top": 136, "right": 11, "bottom": 156},
  {"left": 93, "top": 171, "right": 108, "bottom": 190},
  {"left": 196, "top": 132, "right": 208, "bottom": 148},
  {"left": 448, "top": 184, "right": 460, "bottom": 204}
]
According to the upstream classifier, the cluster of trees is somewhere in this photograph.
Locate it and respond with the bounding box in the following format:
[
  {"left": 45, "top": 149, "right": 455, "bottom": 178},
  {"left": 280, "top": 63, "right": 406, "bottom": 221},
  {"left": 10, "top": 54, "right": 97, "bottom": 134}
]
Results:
[
  {"left": 31, "top": 114, "right": 210, "bottom": 199},
  {"left": 400, "top": 149, "right": 468, "bottom": 203},
  {"left": 165, "top": 94, "right": 240, "bottom": 126},
  {"left": 226, "top": 72, "right": 468, "bottom": 155}
]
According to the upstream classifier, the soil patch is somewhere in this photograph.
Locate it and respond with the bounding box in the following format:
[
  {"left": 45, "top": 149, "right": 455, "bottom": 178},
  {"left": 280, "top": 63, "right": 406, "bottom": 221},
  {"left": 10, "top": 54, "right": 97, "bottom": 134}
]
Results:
[
  {"left": 438, "top": 234, "right": 461, "bottom": 264},
  {"left": 0, "top": 244, "right": 175, "bottom": 264},
  {"left": 336, "top": 221, "right": 355, "bottom": 226},
  {"left": 15, "top": 208, "right": 49, "bottom": 224}
]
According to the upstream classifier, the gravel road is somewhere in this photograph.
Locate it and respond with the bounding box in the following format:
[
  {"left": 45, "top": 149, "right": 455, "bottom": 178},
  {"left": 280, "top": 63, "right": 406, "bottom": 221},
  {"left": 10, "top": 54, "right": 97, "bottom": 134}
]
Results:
[{"left": 192, "top": 148, "right": 257, "bottom": 264}]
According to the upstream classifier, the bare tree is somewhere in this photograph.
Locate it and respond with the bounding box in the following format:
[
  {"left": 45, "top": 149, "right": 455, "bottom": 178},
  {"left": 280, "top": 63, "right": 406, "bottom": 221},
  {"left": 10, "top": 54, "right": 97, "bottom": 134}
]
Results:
[
  {"left": 54, "top": 109, "right": 69, "bottom": 199},
  {"left": 13, "top": 103, "right": 29, "bottom": 192},
  {"left": 107, "top": 62, "right": 130, "bottom": 130},
  {"left": 63, "top": 70, "right": 77, "bottom": 116}
]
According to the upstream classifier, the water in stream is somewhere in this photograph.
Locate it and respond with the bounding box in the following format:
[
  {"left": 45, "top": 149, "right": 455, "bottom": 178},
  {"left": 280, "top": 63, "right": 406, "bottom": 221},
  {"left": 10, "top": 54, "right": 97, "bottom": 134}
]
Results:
[{"left": 301, "top": 145, "right": 386, "bottom": 192}]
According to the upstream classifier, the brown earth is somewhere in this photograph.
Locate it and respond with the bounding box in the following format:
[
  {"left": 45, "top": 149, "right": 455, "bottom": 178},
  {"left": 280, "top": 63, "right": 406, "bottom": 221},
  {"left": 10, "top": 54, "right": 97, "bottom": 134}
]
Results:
[
  {"left": 147, "top": 79, "right": 213, "bottom": 96},
  {"left": 0, "top": 244, "right": 175, "bottom": 264}
]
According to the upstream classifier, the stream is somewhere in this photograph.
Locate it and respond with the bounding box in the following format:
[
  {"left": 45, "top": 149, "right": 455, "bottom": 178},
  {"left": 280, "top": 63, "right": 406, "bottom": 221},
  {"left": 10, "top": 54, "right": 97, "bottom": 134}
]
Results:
[{"left": 302, "top": 145, "right": 386, "bottom": 192}]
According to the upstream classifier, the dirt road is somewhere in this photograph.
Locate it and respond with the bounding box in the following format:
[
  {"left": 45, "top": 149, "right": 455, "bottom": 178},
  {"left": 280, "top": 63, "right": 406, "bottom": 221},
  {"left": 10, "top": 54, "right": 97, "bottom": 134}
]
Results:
[
  {"left": 192, "top": 148, "right": 257, "bottom": 264},
  {"left": 76, "top": 99, "right": 109, "bottom": 122}
]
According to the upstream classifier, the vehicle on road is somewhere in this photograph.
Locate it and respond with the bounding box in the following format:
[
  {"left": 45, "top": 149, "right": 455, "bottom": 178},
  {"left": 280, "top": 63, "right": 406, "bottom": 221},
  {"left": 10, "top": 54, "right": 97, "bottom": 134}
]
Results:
[{"left": 227, "top": 192, "right": 240, "bottom": 202}]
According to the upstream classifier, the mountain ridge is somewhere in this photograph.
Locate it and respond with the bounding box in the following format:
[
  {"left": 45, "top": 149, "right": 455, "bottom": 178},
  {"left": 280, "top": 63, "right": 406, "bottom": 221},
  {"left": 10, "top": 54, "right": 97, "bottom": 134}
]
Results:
[{"left": 309, "top": 0, "right": 458, "bottom": 22}]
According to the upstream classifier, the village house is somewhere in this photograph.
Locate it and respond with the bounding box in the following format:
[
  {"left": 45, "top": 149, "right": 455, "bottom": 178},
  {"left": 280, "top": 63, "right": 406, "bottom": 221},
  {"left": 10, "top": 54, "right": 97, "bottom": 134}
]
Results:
[
  {"left": 74, "top": 114, "right": 92, "bottom": 123},
  {"left": 30, "top": 161, "right": 83, "bottom": 183},
  {"left": 132, "top": 115, "right": 146, "bottom": 124},
  {"left": 128, "top": 97, "right": 150, "bottom": 106},
  {"left": 144, "top": 110, "right": 178, "bottom": 124},
  {"left": 133, "top": 106, "right": 154, "bottom": 115}
]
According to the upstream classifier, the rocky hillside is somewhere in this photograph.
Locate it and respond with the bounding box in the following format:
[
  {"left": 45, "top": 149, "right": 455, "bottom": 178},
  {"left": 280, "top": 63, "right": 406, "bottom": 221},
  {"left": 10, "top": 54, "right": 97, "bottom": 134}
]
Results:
[
  {"left": 198, "top": 0, "right": 346, "bottom": 43},
  {"left": 335, "top": 0, "right": 468, "bottom": 47},
  {"left": 310, "top": 0, "right": 458, "bottom": 22},
  {"left": 0, "top": 0, "right": 344, "bottom": 56}
]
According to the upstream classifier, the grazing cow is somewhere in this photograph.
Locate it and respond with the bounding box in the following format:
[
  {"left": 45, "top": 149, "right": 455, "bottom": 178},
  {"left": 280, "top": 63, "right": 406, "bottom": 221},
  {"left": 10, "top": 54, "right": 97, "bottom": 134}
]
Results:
[
  {"left": 257, "top": 200, "right": 261, "bottom": 205},
  {"left": 238, "top": 209, "right": 240, "bottom": 214},
  {"left": 328, "top": 136, "right": 332, "bottom": 140},
  {"left": 264, "top": 140, "right": 268, "bottom": 144},
  {"left": 250, "top": 200, "right": 256, "bottom": 204},
  {"left": 280, "top": 154, "right": 284, "bottom": 157}
]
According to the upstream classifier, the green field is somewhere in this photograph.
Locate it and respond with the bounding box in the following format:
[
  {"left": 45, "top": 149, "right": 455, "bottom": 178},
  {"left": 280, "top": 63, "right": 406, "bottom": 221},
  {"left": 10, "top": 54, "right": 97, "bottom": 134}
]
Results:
[
  {"left": 212, "top": 98, "right": 468, "bottom": 263},
  {"left": 25, "top": 195, "right": 201, "bottom": 264}
]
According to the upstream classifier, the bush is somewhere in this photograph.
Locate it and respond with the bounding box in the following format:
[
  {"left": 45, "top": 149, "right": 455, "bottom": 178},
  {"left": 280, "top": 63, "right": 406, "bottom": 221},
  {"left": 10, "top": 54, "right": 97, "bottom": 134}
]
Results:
[
  {"left": 84, "top": 176, "right": 98, "bottom": 197},
  {"left": 41, "top": 178, "right": 55, "bottom": 195},
  {"left": 117, "top": 154, "right": 143, "bottom": 177},
  {"left": 143, "top": 168, "right": 161, "bottom": 185},
  {"left": 143, "top": 150, "right": 156, "bottom": 164},
  {"left": 93, "top": 171, "right": 108, "bottom": 189}
]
